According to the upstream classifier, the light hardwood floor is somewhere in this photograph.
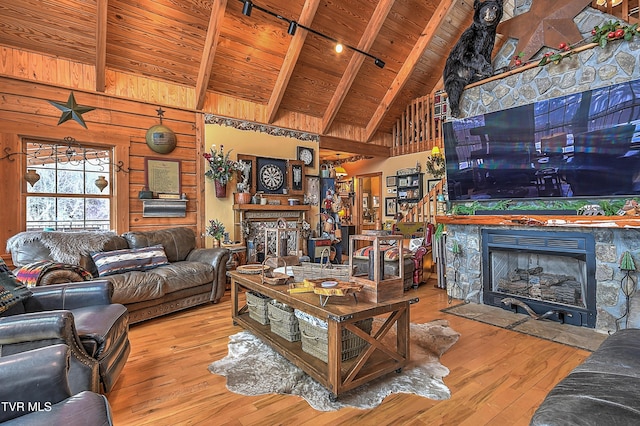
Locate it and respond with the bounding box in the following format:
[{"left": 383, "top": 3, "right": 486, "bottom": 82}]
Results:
[{"left": 107, "top": 280, "right": 591, "bottom": 426}]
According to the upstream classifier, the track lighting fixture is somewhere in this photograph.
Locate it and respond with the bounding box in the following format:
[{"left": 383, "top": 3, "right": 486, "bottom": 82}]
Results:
[
  {"left": 237, "top": 0, "right": 385, "bottom": 69},
  {"left": 287, "top": 21, "right": 297, "bottom": 36},
  {"left": 242, "top": 1, "right": 253, "bottom": 16}
]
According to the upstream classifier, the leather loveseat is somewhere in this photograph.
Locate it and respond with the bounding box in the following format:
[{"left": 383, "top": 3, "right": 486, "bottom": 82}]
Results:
[
  {"left": 8, "top": 227, "right": 230, "bottom": 324},
  {"left": 530, "top": 328, "right": 640, "bottom": 425}
]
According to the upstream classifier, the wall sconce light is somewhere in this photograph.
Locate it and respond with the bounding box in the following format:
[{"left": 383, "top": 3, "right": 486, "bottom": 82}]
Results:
[
  {"left": 242, "top": 1, "right": 253, "bottom": 16},
  {"left": 237, "top": 0, "right": 385, "bottom": 69}
]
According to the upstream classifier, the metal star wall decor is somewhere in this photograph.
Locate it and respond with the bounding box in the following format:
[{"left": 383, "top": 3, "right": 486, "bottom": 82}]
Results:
[
  {"left": 48, "top": 91, "right": 96, "bottom": 129},
  {"left": 497, "top": 0, "right": 593, "bottom": 63}
]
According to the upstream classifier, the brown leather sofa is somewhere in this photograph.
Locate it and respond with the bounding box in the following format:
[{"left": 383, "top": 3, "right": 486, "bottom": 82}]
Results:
[{"left": 9, "top": 227, "right": 230, "bottom": 324}]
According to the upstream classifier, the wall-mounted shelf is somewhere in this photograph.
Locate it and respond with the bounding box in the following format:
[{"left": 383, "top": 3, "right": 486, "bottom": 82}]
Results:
[{"left": 142, "top": 199, "right": 187, "bottom": 217}]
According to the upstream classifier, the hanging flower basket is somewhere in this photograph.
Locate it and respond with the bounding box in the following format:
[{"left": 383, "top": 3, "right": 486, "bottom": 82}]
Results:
[{"left": 215, "top": 180, "right": 227, "bottom": 198}]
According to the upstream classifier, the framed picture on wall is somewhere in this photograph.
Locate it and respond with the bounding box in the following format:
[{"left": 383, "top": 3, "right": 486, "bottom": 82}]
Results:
[
  {"left": 386, "top": 175, "right": 397, "bottom": 187},
  {"left": 288, "top": 160, "right": 304, "bottom": 195},
  {"left": 428, "top": 178, "right": 441, "bottom": 192},
  {"left": 305, "top": 175, "right": 320, "bottom": 206},
  {"left": 385, "top": 197, "right": 397, "bottom": 217},
  {"left": 237, "top": 154, "right": 257, "bottom": 194},
  {"left": 145, "top": 158, "right": 181, "bottom": 195}
]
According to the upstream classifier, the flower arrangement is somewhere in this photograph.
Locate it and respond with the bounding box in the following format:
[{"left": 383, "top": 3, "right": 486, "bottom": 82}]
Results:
[
  {"left": 206, "top": 219, "right": 226, "bottom": 240},
  {"left": 203, "top": 145, "right": 240, "bottom": 184}
]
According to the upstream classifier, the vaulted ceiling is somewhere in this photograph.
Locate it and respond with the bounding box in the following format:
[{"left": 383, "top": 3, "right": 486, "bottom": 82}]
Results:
[{"left": 0, "top": 0, "right": 476, "bottom": 147}]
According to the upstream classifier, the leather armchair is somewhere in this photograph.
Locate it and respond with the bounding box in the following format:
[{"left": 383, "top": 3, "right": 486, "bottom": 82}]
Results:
[
  {"left": 0, "top": 280, "right": 130, "bottom": 394},
  {"left": 0, "top": 344, "right": 113, "bottom": 425}
]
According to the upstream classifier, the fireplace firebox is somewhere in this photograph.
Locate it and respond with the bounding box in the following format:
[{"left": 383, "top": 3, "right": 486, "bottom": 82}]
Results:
[{"left": 482, "top": 229, "right": 596, "bottom": 328}]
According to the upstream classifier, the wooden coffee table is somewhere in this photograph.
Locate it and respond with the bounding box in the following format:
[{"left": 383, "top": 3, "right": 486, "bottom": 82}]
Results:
[{"left": 229, "top": 271, "right": 419, "bottom": 399}]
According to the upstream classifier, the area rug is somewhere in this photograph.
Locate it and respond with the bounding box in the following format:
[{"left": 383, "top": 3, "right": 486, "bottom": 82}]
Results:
[
  {"left": 208, "top": 319, "right": 459, "bottom": 411},
  {"left": 442, "top": 302, "right": 607, "bottom": 352}
]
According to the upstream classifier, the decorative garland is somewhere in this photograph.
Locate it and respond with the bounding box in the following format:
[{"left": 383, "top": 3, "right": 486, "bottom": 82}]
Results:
[
  {"left": 204, "top": 114, "right": 319, "bottom": 142},
  {"left": 510, "top": 20, "right": 639, "bottom": 69},
  {"left": 425, "top": 153, "right": 445, "bottom": 178}
]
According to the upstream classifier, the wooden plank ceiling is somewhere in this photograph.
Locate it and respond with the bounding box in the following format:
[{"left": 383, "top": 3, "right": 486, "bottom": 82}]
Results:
[{"left": 0, "top": 0, "right": 473, "bottom": 149}]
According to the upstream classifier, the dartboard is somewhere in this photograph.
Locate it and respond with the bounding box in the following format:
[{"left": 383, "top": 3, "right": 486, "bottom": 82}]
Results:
[{"left": 259, "top": 164, "right": 284, "bottom": 191}]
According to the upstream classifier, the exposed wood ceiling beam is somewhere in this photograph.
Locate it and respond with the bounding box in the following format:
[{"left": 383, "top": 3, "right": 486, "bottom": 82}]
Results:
[
  {"left": 321, "top": 0, "right": 395, "bottom": 134},
  {"left": 320, "top": 135, "right": 390, "bottom": 158},
  {"left": 364, "top": 0, "right": 456, "bottom": 142},
  {"left": 267, "top": 0, "right": 321, "bottom": 123},
  {"left": 195, "top": 0, "right": 228, "bottom": 110},
  {"left": 95, "top": 0, "right": 108, "bottom": 92}
]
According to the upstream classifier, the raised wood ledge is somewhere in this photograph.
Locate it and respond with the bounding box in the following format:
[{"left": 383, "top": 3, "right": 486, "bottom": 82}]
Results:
[
  {"left": 436, "top": 215, "right": 640, "bottom": 228},
  {"left": 232, "top": 204, "right": 311, "bottom": 212}
]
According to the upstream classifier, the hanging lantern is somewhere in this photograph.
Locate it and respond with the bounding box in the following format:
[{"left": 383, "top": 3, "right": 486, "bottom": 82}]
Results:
[
  {"left": 95, "top": 175, "right": 108, "bottom": 192},
  {"left": 24, "top": 169, "right": 41, "bottom": 187}
]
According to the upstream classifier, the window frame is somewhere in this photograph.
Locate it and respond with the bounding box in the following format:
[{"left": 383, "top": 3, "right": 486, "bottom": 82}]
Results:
[{"left": 22, "top": 138, "right": 116, "bottom": 231}]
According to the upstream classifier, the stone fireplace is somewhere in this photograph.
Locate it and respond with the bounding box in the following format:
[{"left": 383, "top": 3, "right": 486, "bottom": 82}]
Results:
[
  {"left": 440, "top": 218, "right": 640, "bottom": 334},
  {"left": 481, "top": 228, "right": 596, "bottom": 327},
  {"left": 436, "top": 5, "right": 640, "bottom": 335}
]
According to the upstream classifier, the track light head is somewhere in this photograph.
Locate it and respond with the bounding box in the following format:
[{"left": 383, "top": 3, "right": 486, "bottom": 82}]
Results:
[
  {"left": 374, "top": 58, "right": 385, "bottom": 68},
  {"left": 242, "top": 1, "right": 253, "bottom": 16},
  {"left": 287, "top": 21, "right": 297, "bottom": 36}
]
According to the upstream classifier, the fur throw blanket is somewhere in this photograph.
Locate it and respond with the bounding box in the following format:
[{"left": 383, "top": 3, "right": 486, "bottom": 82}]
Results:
[{"left": 6, "top": 230, "right": 118, "bottom": 265}]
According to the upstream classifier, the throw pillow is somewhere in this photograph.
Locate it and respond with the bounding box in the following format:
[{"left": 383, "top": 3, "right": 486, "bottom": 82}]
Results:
[
  {"left": 352, "top": 245, "right": 392, "bottom": 260},
  {"left": 383, "top": 247, "right": 413, "bottom": 261},
  {"left": 91, "top": 245, "right": 169, "bottom": 277},
  {"left": 0, "top": 258, "right": 33, "bottom": 314}
]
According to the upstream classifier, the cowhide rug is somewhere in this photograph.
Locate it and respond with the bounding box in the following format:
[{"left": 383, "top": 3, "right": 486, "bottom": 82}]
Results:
[{"left": 208, "top": 319, "right": 460, "bottom": 411}]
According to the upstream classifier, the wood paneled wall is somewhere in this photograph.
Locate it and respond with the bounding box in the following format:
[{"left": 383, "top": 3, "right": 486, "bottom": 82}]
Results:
[{"left": 0, "top": 77, "right": 204, "bottom": 264}]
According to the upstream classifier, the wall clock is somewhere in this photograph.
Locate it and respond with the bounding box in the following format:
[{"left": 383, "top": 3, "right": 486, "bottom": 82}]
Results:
[
  {"left": 297, "top": 146, "right": 314, "bottom": 167},
  {"left": 257, "top": 157, "right": 287, "bottom": 194}
]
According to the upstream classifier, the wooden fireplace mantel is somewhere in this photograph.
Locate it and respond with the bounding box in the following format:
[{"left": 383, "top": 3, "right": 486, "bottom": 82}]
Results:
[{"left": 436, "top": 214, "right": 640, "bottom": 229}]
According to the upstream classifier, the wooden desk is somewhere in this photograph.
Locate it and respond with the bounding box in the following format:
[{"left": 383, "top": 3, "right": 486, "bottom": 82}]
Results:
[{"left": 229, "top": 271, "right": 418, "bottom": 399}]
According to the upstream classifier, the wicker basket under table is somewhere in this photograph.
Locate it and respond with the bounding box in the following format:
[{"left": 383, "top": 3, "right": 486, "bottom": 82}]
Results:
[
  {"left": 246, "top": 291, "right": 272, "bottom": 325},
  {"left": 267, "top": 302, "right": 301, "bottom": 342},
  {"left": 298, "top": 317, "right": 373, "bottom": 362}
]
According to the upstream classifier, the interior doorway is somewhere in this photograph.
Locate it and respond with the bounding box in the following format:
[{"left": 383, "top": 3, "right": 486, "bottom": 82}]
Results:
[{"left": 354, "top": 172, "right": 382, "bottom": 234}]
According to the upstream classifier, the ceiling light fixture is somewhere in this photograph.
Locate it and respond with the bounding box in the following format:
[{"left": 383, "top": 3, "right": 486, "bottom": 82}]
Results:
[
  {"left": 236, "top": 0, "right": 385, "bottom": 69},
  {"left": 335, "top": 43, "right": 343, "bottom": 54},
  {"left": 333, "top": 154, "right": 348, "bottom": 178}
]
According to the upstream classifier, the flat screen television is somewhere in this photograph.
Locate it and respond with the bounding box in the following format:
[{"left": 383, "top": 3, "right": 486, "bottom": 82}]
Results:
[{"left": 444, "top": 78, "right": 640, "bottom": 201}]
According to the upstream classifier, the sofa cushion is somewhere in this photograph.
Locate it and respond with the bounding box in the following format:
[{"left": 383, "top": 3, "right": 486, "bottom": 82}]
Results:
[
  {"left": 0, "top": 258, "right": 32, "bottom": 314},
  {"left": 103, "top": 271, "right": 166, "bottom": 304},
  {"left": 148, "top": 261, "right": 214, "bottom": 294},
  {"left": 92, "top": 245, "right": 169, "bottom": 276},
  {"left": 122, "top": 227, "right": 196, "bottom": 262}
]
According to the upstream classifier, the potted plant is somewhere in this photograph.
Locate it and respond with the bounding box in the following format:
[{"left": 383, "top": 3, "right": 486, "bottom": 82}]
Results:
[
  {"left": 206, "top": 218, "right": 226, "bottom": 247},
  {"left": 203, "top": 145, "right": 240, "bottom": 198}
]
